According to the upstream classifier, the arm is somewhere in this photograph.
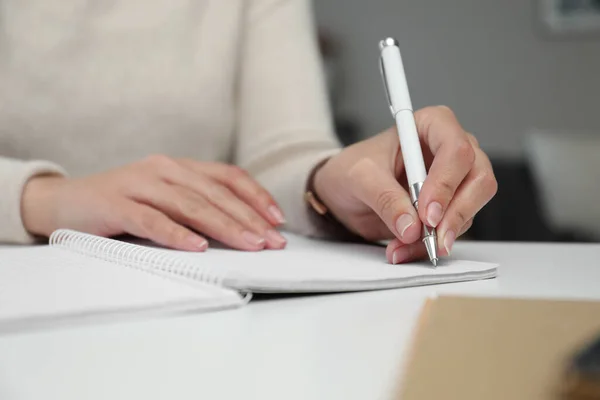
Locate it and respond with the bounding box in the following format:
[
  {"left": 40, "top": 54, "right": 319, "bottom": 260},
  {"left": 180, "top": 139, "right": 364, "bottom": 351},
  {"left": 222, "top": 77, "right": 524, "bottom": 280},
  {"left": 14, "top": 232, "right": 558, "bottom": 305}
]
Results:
[
  {"left": 0, "top": 157, "right": 66, "bottom": 243},
  {"left": 235, "top": 0, "right": 342, "bottom": 238}
]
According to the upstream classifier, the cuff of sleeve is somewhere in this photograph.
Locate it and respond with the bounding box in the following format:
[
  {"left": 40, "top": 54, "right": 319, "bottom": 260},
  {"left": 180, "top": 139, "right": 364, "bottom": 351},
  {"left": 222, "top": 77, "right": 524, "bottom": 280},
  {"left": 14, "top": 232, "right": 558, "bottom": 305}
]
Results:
[{"left": 0, "top": 159, "right": 67, "bottom": 244}]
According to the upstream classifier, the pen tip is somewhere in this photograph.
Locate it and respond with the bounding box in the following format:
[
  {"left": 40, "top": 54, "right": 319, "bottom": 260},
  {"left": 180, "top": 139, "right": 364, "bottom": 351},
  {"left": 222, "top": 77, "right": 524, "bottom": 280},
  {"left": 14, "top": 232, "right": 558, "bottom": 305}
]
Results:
[{"left": 431, "top": 258, "right": 438, "bottom": 267}]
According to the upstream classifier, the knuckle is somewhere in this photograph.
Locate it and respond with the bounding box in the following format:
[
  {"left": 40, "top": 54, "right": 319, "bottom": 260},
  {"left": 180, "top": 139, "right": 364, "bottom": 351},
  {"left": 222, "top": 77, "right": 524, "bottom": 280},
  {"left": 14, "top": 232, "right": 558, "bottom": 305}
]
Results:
[
  {"left": 136, "top": 211, "right": 159, "bottom": 235},
  {"left": 225, "top": 165, "right": 248, "bottom": 183},
  {"left": 435, "top": 178, "right": 455, "bottom": 198},
  {"left": 163, "top": 223, "right": 184, "bottom": 244},
  {"left": 243, "top": 178, "right": 270, "bottom": 201},
  {"left": 211, "top": 186, "right": 234, "bottom": 204},
  {"left": 417, "top": 106, "right": 456, "bottom": 130},
  {"left": 455, "top": 210, "right": 469, "bottom": 227},
  {"left": 376, "top": 190, "right": 402, "bottom": 216},
  {"left": 178, "top": 157, "right": 195, "bottom": 166},
  {"left": 143, "top": 154, "right": 180, "bottom": 175},
  {"left": 178, "top": 198, "right": 206, "bottom": 218},
  {"left": 435, "top": 105, "right": 454, "bottom": 116},
  {"left": 455, "top": 139, "right": 476, "bottom": 165},
  {"left": 236, "top": 166, "right": 250, "bottom": 177},
  {"left": 222, "top": 215, "right": 242, "bottom": 232},
  {"left": 256, "top": 190, "right": 274, "bottom": 207},
  {"left": 465, "top": 218, "right": 474, "bottom": 229},
  {"left": 478, "top": 170, "right": 499, "bottom": 198},
  {"left": 247, "top": 214, "right": 269, "bottom": 230},
  {"left": 415, "top": 107, "right": 437, "bottom": 126},
  {"left": 144, "top": 154, "right": 173, "bottom": 167},
  {"left": 467, "top": 132, "right": 480, "bottom": 148}
]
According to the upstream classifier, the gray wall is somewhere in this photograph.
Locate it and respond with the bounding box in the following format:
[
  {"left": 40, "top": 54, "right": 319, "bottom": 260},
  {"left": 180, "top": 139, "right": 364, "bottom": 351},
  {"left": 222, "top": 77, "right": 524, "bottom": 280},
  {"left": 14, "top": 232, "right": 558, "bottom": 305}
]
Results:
[{"left": 314, "top": 0, "right": 600, "bottom": 158}]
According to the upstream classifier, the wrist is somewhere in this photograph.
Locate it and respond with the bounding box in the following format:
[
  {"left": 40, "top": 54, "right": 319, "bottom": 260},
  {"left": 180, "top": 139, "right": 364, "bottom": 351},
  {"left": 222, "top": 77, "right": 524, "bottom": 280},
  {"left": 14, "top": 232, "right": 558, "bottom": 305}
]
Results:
[
  {"left": 21, "top": 175, "right": 66, "bottom": 237},
  {"left": 305, "top": 157, "right": 359, "bottom": 240}
]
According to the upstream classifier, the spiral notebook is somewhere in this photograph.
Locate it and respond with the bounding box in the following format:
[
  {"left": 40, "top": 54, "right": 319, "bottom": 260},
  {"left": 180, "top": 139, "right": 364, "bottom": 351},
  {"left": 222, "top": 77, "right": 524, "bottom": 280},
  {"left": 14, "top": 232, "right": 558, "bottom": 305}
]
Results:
[{"left": 0, "top": 229, "right": 497, "bottom": 332}]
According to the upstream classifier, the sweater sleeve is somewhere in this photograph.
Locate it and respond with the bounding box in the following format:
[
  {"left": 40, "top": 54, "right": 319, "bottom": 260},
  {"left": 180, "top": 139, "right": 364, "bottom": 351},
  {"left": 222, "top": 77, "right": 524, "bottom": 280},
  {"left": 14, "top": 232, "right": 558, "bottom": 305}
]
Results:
[
  {"left": 0, "top": 157, "right": 66, "bottom": 244},
  {"left": 235, "top": 0, "right": 343, "bottom": 238}
]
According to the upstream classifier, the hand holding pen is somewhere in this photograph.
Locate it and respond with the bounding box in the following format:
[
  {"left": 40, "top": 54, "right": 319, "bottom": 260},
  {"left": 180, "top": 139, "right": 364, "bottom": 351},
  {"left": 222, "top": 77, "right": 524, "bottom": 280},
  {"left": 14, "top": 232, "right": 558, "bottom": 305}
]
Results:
[
  {"left": 379, "top": 38, "right": 439, "bottom": 266},
  {"left": 311, "top": 38, "right": 497, "bottom": 265}
]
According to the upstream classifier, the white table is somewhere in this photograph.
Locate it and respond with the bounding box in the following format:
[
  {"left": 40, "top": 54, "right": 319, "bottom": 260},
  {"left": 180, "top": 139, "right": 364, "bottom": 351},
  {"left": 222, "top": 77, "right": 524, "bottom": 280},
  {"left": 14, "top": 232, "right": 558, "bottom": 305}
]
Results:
[{"left": 0, "top": 241, "right": 599, "bottom": 400}]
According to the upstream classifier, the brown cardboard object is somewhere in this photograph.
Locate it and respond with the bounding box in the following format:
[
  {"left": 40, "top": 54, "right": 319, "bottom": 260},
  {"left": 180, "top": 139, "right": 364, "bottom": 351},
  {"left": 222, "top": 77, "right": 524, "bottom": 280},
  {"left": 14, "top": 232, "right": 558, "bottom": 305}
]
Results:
[{"left": 397, "top": 296, "right": 600, "bottom": 400}]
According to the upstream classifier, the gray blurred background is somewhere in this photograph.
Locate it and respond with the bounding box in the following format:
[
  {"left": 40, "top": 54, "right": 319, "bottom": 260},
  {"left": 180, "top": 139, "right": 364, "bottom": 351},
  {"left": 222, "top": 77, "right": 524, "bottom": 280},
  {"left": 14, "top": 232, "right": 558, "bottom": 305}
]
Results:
[{"left": 314, "top": 0, "right": 600, "bottom": 242}]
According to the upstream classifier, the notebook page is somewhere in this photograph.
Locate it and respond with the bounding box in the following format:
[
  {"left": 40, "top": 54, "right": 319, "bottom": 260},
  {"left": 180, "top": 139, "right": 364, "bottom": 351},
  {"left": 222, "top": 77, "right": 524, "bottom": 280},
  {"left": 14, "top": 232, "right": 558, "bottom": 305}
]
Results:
[
  {"left": 0, "top": 246, "right": 243, "bottom": 333},
  {"left": 171, "top": 234, "right": 498, "bottom": 293}
]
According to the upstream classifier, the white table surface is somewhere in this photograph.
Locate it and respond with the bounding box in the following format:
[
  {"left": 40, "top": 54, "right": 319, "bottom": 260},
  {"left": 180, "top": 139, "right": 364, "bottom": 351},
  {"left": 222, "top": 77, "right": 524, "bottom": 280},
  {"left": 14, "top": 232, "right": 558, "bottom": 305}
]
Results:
[{"left": 0, "top": 241, "right": 599, "bottom": 400}]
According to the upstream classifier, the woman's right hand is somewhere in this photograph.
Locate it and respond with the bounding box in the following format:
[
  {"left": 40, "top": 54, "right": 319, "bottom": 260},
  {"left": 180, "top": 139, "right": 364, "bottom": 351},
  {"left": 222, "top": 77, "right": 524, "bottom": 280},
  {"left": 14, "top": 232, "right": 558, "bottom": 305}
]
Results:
[{"left": 21, "top": 155, "right": 287, "bottom": 251}]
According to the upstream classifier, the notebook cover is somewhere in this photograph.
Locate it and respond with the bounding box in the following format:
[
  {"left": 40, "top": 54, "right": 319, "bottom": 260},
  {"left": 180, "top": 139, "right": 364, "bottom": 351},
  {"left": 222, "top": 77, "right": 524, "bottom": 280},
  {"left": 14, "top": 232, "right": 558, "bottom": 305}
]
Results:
[{"left": 397, "top": 296, "right": 600, "bottom": 400}]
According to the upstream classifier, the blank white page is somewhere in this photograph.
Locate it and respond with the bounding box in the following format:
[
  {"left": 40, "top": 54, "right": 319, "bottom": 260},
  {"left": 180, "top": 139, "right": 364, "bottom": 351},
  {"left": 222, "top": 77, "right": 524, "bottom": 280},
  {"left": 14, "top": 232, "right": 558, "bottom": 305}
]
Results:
[
  {"left": 169, "top": 234, "right": 499, "bottom": 293},
  {"left": 0, "top": 246, "right": 243, "bottom": 333}
]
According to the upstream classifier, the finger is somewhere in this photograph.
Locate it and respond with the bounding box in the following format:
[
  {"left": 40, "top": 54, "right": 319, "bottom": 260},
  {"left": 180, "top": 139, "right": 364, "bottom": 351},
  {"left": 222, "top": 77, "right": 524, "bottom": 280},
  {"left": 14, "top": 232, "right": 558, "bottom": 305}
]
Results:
[
  {"left": 348, "top": 158, "right": 421, "bottom": 244},
  {"left": 179, "top": 160, "right": 286, "bottom": 226},
  {"left": 157, "top": 161, "right": 286, "bottom": 249},
  {"left": 414, "top": 107, "right": 476, "bottom": 229},
  {"left": 131, "top": 182, "right": 274, "bottom": 251},
  {"left": 180, "top": 182, "right": 286, "bottom": 250},
  {"left": 385, "top": 238, "right": 428, "bottom": 264},
  {"left": 138, "top": 157, "right": 285, "bottom": 249},
  {"left": 386, "top": 214, "right": 476, "bottom": 265},
  {"left": 385, "top": 216, "right": 475, "bottom": 265},
  {"left": 117, "top": 201, "right": 209, "bottom": 252},
  {"left": 436, "top": 148, "right": 497, "bottom": 255},
  {"left": 187, "top": 184, "right": 287, "bottom": 251},
  {"left": 200, "top": 184, "right": 287, "bottom": 250}
]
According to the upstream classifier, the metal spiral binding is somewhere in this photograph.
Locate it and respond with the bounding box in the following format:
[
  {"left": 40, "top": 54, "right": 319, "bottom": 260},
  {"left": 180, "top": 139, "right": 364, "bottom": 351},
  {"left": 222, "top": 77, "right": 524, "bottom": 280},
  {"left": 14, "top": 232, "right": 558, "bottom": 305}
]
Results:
[{"left": 49, "top": 229, "right": 224, "bottom": 286}]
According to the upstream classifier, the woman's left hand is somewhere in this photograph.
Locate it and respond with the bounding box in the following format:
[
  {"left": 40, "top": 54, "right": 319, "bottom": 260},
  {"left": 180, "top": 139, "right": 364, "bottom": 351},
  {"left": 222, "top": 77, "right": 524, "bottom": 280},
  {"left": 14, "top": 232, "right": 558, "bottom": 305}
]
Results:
[{"left": 313, "top": 106, "right": 498, "bottom": 264}]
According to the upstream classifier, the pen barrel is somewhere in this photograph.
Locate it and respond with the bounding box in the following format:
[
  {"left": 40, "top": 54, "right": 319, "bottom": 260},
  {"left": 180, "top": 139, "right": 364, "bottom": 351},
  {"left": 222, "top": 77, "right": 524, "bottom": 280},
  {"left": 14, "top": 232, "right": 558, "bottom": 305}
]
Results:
[
  {"left": 395, "top": 110, "right": 427, "bottom": 185},
  {"left": 380, "top": 45, "right": 413, "bottom": 113}
]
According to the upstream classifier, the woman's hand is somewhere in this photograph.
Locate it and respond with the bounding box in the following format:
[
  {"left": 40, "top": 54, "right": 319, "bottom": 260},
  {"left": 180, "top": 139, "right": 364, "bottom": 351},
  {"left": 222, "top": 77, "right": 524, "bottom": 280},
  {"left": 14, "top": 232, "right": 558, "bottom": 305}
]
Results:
[
  {"left": 21, "top": 155, "right": 287, "bottom": 251},
  {"left": 313, "top": 106, "right": 498, "bottom": 264}
]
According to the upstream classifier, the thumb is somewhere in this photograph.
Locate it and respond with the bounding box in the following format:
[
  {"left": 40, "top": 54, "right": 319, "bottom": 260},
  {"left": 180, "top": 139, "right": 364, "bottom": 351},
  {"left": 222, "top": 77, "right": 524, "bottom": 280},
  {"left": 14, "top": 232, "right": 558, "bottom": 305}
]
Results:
[{"left": 348, "top": 158, "right": 421, "bottom": 244}]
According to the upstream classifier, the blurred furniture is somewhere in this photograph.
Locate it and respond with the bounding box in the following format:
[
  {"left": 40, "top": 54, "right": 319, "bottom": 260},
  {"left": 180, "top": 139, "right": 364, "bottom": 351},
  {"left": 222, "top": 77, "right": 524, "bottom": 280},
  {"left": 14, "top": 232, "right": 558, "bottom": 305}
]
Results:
[
  {"left": 526, "top": 129, "right": 600, "bottom": 241},
  {"left": 469, "top": 157, "right": 560, "bottom": 242},
  {"left": 470, "top": 156, "right": 595, "bottom": 243},
  {"left": 470, "top": 129, "right": 600, "bottom": 243},
  {"left": 540, "top": 0, "right": 600, "bottom": 35}
]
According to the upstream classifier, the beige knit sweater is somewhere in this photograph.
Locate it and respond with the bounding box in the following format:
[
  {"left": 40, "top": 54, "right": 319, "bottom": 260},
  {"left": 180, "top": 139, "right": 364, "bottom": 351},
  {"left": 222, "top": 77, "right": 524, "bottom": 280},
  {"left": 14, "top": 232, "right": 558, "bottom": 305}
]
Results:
[{"left": 0, "top": 0, "right": 342, "bottom": 243}]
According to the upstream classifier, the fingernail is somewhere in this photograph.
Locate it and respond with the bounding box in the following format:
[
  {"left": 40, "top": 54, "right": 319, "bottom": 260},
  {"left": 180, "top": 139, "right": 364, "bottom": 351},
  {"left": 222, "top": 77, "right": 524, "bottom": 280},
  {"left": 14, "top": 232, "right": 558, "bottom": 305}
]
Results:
[
  {"left": 242, "top": 231, "right": 266, "bottom": 247},
  {"left": 188, "top": 235, "right": 208, "bottom": 251},
  {"left": 395, "top": 214, "right": 415, "bottom": 239},
  {"left": 392, "top": 246, "right": 412, "bottom": 265},
  {"left": 426, "top": 202, "right": 443, "bottom": 227},
  {"left": 268, "top": 205, "right": 286, "bottom": 224},
  {"left": 266, "top": 229, "right": 287, "bottom": 246},
  {"left": 444, "top": 230, "right": 456, "bottom": 255}
]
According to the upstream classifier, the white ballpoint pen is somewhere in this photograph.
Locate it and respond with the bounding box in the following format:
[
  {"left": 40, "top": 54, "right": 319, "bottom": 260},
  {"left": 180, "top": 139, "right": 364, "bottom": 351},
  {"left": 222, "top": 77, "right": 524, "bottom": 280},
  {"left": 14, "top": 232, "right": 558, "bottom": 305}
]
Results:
[{"left": 378, "top": 37, "right": 439, "bottom": 267}]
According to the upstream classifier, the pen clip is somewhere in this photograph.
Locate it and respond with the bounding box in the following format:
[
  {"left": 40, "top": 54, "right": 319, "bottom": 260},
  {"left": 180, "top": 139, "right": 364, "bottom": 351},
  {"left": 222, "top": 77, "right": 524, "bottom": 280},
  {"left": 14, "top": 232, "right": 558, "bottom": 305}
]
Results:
[
  {"left": 378, "top": 38, "right": 401, "bottom": 117},
  {"left": 379, "top": 57, "right": 395, "bottom": 117}
]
